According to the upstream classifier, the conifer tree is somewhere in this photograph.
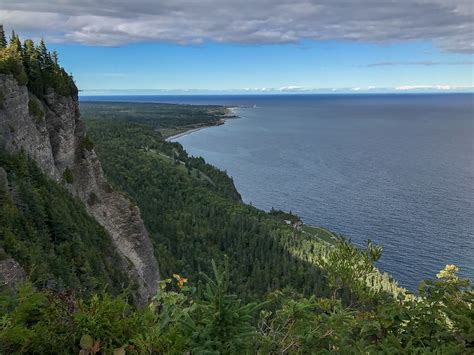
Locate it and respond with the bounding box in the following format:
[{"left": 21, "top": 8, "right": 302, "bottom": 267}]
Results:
[
  {"left": 0, "top": 25, "right": 7, "bottom": 49},
  {"left": 0, "top": 29, "right": 76, "bottom": 95},
  {"left": 37, "top": 39, "right": 48, "bottom": 69},
  {"left": 52, "top": 50, "right": 59, "bottom": 66},
  {"left": 9, "top": 30, "right": 22, "bottom": 55},
  {"left": 23, "top": 39, "right": 43, "bottom": 97}
]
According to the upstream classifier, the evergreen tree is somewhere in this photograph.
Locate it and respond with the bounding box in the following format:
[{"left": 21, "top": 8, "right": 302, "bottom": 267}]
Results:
[
  {"left": 37, "top": 39, "right": 49, "bottom": 70},
  {"left": 22, "top": 39, "right": 43, "bottom": 98},
  {"left": 52, "top": 50, "right": 59, "bottom": 66},
  {"left": 8, "top": 30, "right": 22, "bottom": 55},
  {"left": 0, "top": 25, "right": 7, "bottom": 49},
  {"left": 1, "top": 31, "right": 77, "bottom": 96}
]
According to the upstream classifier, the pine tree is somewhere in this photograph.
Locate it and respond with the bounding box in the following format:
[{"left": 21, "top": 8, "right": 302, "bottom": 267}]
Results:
[
  {"left": 23, "top": 39, "right": 43, "bottom": 98},
  {"left": 37, "top": 39, "right": 49, "bottom": 69},
  {"left": 9, "top": 30, "right": 22, "bottom": 55},
  {"left": 52, "top": 50, "right": 59, "bottom": 66},
  {"left": 0, "top": 24, "right": 7, "bottom": 49}
]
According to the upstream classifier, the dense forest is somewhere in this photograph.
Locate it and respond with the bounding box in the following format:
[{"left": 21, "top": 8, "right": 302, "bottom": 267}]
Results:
[
  {"left": 0, "top": 152, "right": 128, "bottom": 294},
  {"left": 1, "top": 29, "right": 473, "bottom": 353}
]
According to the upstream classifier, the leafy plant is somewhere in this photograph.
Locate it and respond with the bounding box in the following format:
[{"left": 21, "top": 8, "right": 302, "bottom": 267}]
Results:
[
  {"left": 62, "top": 166, "right": 74, "bottom": 184},
  {"left": 28, "top": 97, "right": 44, "bottom": 121}
]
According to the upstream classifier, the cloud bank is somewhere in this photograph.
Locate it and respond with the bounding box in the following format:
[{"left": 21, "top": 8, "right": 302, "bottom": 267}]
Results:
[
  {"left": 1, "top": 0, "right": 473, "bottom": 52},
  {"left": 79, "top": 85, "right": 474, "bottom": 96},
  {"left": 366, "top": 60, "right": 474, "bottom": 67}
]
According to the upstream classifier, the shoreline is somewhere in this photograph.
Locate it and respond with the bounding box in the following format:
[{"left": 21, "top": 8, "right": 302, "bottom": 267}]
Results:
[{"left": 165, "top": 107, "right": 239, "bottom": 142}]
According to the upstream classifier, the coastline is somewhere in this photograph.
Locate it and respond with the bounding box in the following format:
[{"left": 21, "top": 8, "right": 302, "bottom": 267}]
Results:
[
  {"left": 165, "top": 126, "right": 208, "bottom": 141},
  {"left": 165, "top": 107, "right": 238, "bottom": 142}
]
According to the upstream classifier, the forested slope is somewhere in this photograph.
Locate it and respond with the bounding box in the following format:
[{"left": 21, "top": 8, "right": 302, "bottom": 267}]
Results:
[
  {"left": 84, "top": 117, "right": 332, "bottom": 301},
  {"left": 0, "top": 152, "right": 127, "bottom": 294}
]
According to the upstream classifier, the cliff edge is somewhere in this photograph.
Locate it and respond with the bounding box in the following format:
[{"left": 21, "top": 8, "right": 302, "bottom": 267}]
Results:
[{"left": 0, "top": 73, "right": 159, "bottom": 304}]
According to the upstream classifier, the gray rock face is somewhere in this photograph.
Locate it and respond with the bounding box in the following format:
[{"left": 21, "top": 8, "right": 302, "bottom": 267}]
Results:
[
  {"left": 0, "top": 74, "right": 160, "bottom": 304},
  {"left": 0, "top": 248, "right": 26, "bottom": 289}
]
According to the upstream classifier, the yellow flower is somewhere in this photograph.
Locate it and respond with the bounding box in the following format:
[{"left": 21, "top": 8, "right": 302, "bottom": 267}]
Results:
[{"left": 172, "top": 274, "right": 188, "bottom": 288}]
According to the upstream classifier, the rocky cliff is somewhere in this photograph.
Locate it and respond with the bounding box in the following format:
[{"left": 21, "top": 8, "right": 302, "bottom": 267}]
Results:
[{"left": 0, "top": 73, "right": 159, "bottom": 304}]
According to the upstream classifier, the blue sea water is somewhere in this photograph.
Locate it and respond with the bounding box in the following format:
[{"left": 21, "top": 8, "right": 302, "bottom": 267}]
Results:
[{"left": 81, "top": 94, "right": 474, "bottom": 290}]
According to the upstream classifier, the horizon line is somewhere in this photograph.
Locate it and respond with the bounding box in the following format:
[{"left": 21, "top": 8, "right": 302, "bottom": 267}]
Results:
[{"left": 79, "top": 90, "right": 474, "bottom": 97}]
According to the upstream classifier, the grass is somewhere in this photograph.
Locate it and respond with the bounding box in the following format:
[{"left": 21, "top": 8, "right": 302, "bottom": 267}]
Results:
[{"left": 302, "top": 225, "right": 339, "bottom": 245}]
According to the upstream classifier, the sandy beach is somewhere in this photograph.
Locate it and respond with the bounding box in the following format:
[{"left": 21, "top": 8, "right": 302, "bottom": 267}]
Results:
[{"left": 166, "top": 107, "right": 238, "bottom": 142}]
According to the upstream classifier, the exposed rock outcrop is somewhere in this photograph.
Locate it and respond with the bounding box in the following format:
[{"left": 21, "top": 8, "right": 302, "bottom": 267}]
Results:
[
  {"left": 0, "top": 74, "right": 159, "bottom": 304},
  {"left": 0, "top": 248, "right": 26, "bottom": 289}
]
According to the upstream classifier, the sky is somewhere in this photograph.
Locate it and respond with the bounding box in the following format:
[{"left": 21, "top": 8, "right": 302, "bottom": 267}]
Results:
[{"left": 1, "top": 0, "right": 473, "bottom": 94}]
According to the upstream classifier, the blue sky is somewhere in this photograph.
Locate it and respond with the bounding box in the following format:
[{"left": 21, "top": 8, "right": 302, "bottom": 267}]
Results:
[
  {"left": 51, "top": 40, "right": 473, "bottom": 93},
  {"left": 2, "top": 0, "right": 473, "bottom": 93}
]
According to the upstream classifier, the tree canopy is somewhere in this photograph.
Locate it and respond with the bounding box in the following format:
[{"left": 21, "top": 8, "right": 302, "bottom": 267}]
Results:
[{"left": 0, "top": 26, "right": 77, "bottom": 97}]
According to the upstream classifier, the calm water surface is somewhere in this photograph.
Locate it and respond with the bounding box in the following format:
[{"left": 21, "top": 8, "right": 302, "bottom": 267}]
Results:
[{"left": 83, "top": 94, "right": 474, "bottom": 290}]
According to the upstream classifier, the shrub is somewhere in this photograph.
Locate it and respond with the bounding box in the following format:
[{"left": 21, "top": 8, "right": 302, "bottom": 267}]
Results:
[
  {"left": 87, "top": 192, "right": 98, "bottom": 206},
  {"left": 63, "top": 167, "right": 74, "bottom": 184},
  {"left": 28, "top": 97, "right": 44, "bottom": 121},
  {"left": 81, "top": 134, "right": 94, "bottom": 151}
]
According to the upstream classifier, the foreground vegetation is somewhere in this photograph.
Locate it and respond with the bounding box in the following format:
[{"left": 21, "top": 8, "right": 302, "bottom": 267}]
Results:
[{"left": 1, "top": 259, "right": 472, "bottom": 353}]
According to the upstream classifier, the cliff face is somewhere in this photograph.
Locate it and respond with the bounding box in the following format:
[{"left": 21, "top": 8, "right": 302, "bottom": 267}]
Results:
[{"left": 0, "top": 74, "right": 159, "bottom": 304}]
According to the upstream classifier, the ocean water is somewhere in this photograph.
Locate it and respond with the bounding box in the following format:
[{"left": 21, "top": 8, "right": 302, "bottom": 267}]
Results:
[{"left": 82, "top": 94, "right": 474, "bottom": 290}]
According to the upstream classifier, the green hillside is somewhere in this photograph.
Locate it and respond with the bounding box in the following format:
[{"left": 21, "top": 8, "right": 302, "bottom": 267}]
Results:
[
  {"left": 83, "top": 115, "right": 332, "bottom": 301},
  {"left": 0, "top": 152, "right": 128, "bottom": 295}
]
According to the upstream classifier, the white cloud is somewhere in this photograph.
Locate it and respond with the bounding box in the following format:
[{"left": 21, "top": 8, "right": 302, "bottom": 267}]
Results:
[
  {"left": 366, "top": 60, "right": 474, "bottom": 67},
  {"left": 279, "top": 86, "right": 304, "bottom": 91},
  {"left": 395, "top": 85, "right": 473, "bottom": 91},
  {"left": 0, "top": 0, "right": 473, "bottom": 52}
]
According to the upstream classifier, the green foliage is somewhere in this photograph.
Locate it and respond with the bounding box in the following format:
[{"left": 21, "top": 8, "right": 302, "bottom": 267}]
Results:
[
  {"left": 0, "top": 25, "right": 7, "bottom": 49},
  {"left": 87, "top": 192, "right": 99, "bottom": 206},
  {"left": 80, "top": 101, "right": 230, "bottom": 139},
  {"left": 0, "top": 45, "right": 28, "bottom": 85},
  {"left": 318, "top": 238, "right": 383, "bottom": 302},
  {"left": 28, "top": 97, "right": 44, "bottom": 121},
  {"left": 257, "top": 262, "right": 473, "bottom": 352},
  {"left": 0, "top": 152, "right": 128, "bottom": 295},
  {"left": 81, "top": 134, "right": 95, "bottom": 151},
  {"left": 0, "top": 27, "right": 77, "bottom": 98},
  {"left": 62, "top": 166, "right": 74, "bottom": 184},
  {"left": 1, "top": 262, "right": 471, "bottom": 353},
  {"left": 269, "top": 207, "right": 301, "bottom": 224},
  {"left": 186, "top": 259, "right": 260, "bottom": 353}
]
